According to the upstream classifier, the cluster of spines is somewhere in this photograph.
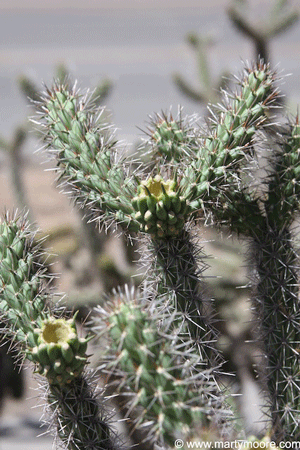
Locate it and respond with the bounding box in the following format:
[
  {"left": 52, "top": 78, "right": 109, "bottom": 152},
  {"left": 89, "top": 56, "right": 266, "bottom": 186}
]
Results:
[
  {"left": 146, "top": 110, "right": 200, "bottom": 163},
  {"left": 150, "top": 226, "right": 220, "bottom": 365},
  {"left": 132, "top": 175, "right": 190, "bottom": 238},
  {"left": 0, "top": 214, "right": 120, "bottom": 449},
  {"left": 46, "top": 376, "right": 119, "bottom": 450},
  {"left": 39, "top": 83, "right": 139, "bottom": 232},
  {"left": 251, "top": 228, "right": 300, "bottom": 441},
  {"left": 0, "top": 213, "right": 50, "bottom": 347},
  {"left": 180, "top": 62, "right": 279, "bottom": 227},
  {"left": 264, "top": 118, "right": 300, "bottom": 225},
  {"left": 92, "top": 286, "right": 228, "bottom": 447}
]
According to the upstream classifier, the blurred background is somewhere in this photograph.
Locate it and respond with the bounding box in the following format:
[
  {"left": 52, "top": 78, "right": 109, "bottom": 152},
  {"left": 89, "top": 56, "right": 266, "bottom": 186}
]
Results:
[{"left": 0, "top": 0, "right": 299, "bottom": 448}]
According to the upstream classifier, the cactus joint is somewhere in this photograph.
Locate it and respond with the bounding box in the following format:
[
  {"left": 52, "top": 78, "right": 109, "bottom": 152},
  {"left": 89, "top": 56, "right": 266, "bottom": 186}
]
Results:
[{"left": 132, "top": 175, "right": 189, "bottom": 238}]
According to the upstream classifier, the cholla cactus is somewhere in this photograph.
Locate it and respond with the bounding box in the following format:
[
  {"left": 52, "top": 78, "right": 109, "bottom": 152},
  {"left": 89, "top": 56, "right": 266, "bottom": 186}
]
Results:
[
  {"left": 92, "top": 286, "right": 230, "bottom": 446},
  {"left": 0, "top": 213, "right": 120, "bottom": 449},
  {"left": 1, "top": 60, "right": 300, "bottom": 448}
]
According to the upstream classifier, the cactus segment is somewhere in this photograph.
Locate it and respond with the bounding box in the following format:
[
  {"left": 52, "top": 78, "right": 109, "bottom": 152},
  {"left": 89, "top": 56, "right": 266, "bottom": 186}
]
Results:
[
  {"left": 0, "top": 214, "right": 120, "bottom": 449},
  {"left": 265, "top": 119, "right": 300, "bottom": 225},
  {"left": 93, "top": 287, "right": 227, "bottom": 446},
  {"left": 31, "top": 317, "right": 89, "bottom": 386},
  {"left": 151, "top": 227, "right": 220, "bottom": 364},
  {"left": 251, "top": 227, "right": 300, "bottom": 442},
  {"left": 0, "top": 214, "right": 89, "bottom": 386},
  {"left": 149, "top": 111, "right": 199, "bottom": 162},
  {"left": 245, "top": 119, "right": 300, "bottom": 442},
  {"left": 0, "top": 213, "right": 49, "bottom": 344},
  {"left": 40, "top": 83, "right": 138, "bottom": 232},
  {"left": 48, "top": 376, "right": 119, "bottom": 450},
  {"left": 180, "top": 62, "right": 279, "bottom": 229},
  {"left": 132, "top": 175, "right": 190, "bottom": 238}
]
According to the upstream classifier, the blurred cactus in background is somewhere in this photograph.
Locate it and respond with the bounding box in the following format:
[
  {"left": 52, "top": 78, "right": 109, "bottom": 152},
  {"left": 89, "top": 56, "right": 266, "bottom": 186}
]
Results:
[
  {"left": 1, "top": 59, "right": 300, "bottom": 448},
  {"left": 173, "top": 0, "right": 299, "bottom": 107},
  {"left": 228, "top": 0, "right": 299, "bottom": 64},
  {"left": 172, "top": 33, "right": 230, "bottom": 105}
]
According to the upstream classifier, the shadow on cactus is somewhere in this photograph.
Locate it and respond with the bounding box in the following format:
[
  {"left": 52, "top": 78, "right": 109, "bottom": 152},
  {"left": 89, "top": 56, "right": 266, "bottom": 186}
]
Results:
[{"left": 1, "top": 60, "right": 300, "bottom": 448}]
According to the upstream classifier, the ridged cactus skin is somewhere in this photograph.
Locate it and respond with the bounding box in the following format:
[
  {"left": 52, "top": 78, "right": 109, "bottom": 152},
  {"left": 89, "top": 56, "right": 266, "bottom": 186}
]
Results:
[
  {"left": 47, "top": 376, "right": 118, "bottom": 450},
  {"left": 0, "top": 214, "right": 120, "bottom": 450},
  {"left": 93, "top": 286, "right": 229, "bottom": 446},
  {"left": 132, "top": 175, "right": 190, "bottom": 238},
  {"left": 0, "top": 213, "right": 49, "bottom": 348},
  {"left": 0, "top": 60, "right": 298, "bottom": 447},
  {"left": 40, "top": 84, "right": 139, "bottom": 232},
  {"left": 147, "top": 110, "right": 200, "bottom": 163},
  {"left": 150, "top": 227, "right": 219, "bottom": 364},
  {"left": 180, "top": 63, "right": 278, "bottom": 226}
]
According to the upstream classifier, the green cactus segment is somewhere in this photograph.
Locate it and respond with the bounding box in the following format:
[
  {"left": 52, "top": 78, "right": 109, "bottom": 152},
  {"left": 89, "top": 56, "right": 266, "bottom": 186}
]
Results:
[
  {"left": 152, "top": 228, "right": 219, "bottom": 363},
  {"left": 0, "top": 215, "right": 49, "bottom": 344},
  {"left": 182, "top": 63, "right": 277, "bottom": 222},
  {"left": 265, "top": 119, "right": 300, "bottom": 226},
  {"left": 149, "top": 113, "right": 199, "bottom": 162},
  {"left": 0, "top": 215, "right": 118, "bottom": 449},
  {"left": 98, "top": 295, "right": 219, "bottom": 446},
  {"left": 49, "top": 376, "right": 118, "bottom": 450},
  {"left": 252, "top": 227, "right": 300, "bottom": 442},
  {"left": 42, "top": 84, "right": 138, "bottom": 231},
  {"left": 132, "top": 175, "right": 190, "bottom": 238},
  {"left": 31, "top": 317, "right": 89, "bottom": 385},
  {"left": 248, "top": 119, "right": 300, "bottom": 442},
  {"left": 0, "top": 215, "right": 88, "bottom": 386}
]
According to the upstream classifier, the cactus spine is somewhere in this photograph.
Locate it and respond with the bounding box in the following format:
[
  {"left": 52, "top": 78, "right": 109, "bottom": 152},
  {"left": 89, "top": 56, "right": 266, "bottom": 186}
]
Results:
[
  {"left": 40, "top": 84, "right": 138, "bottom": 231},
  {"left": 1, "top": 60, "right": 300, "bottom": 447},
  {"left": 93, "top": 286, "right": 229, "bottom": 446},
  {"left": 177, "top": 63, "right": 300, "bottom": 440},
  {"left": 0, "top": 213, "right": 120, "bottom": 449},
  {"left": 249, "top": 121, "right": 300, "bottom": 441}
]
